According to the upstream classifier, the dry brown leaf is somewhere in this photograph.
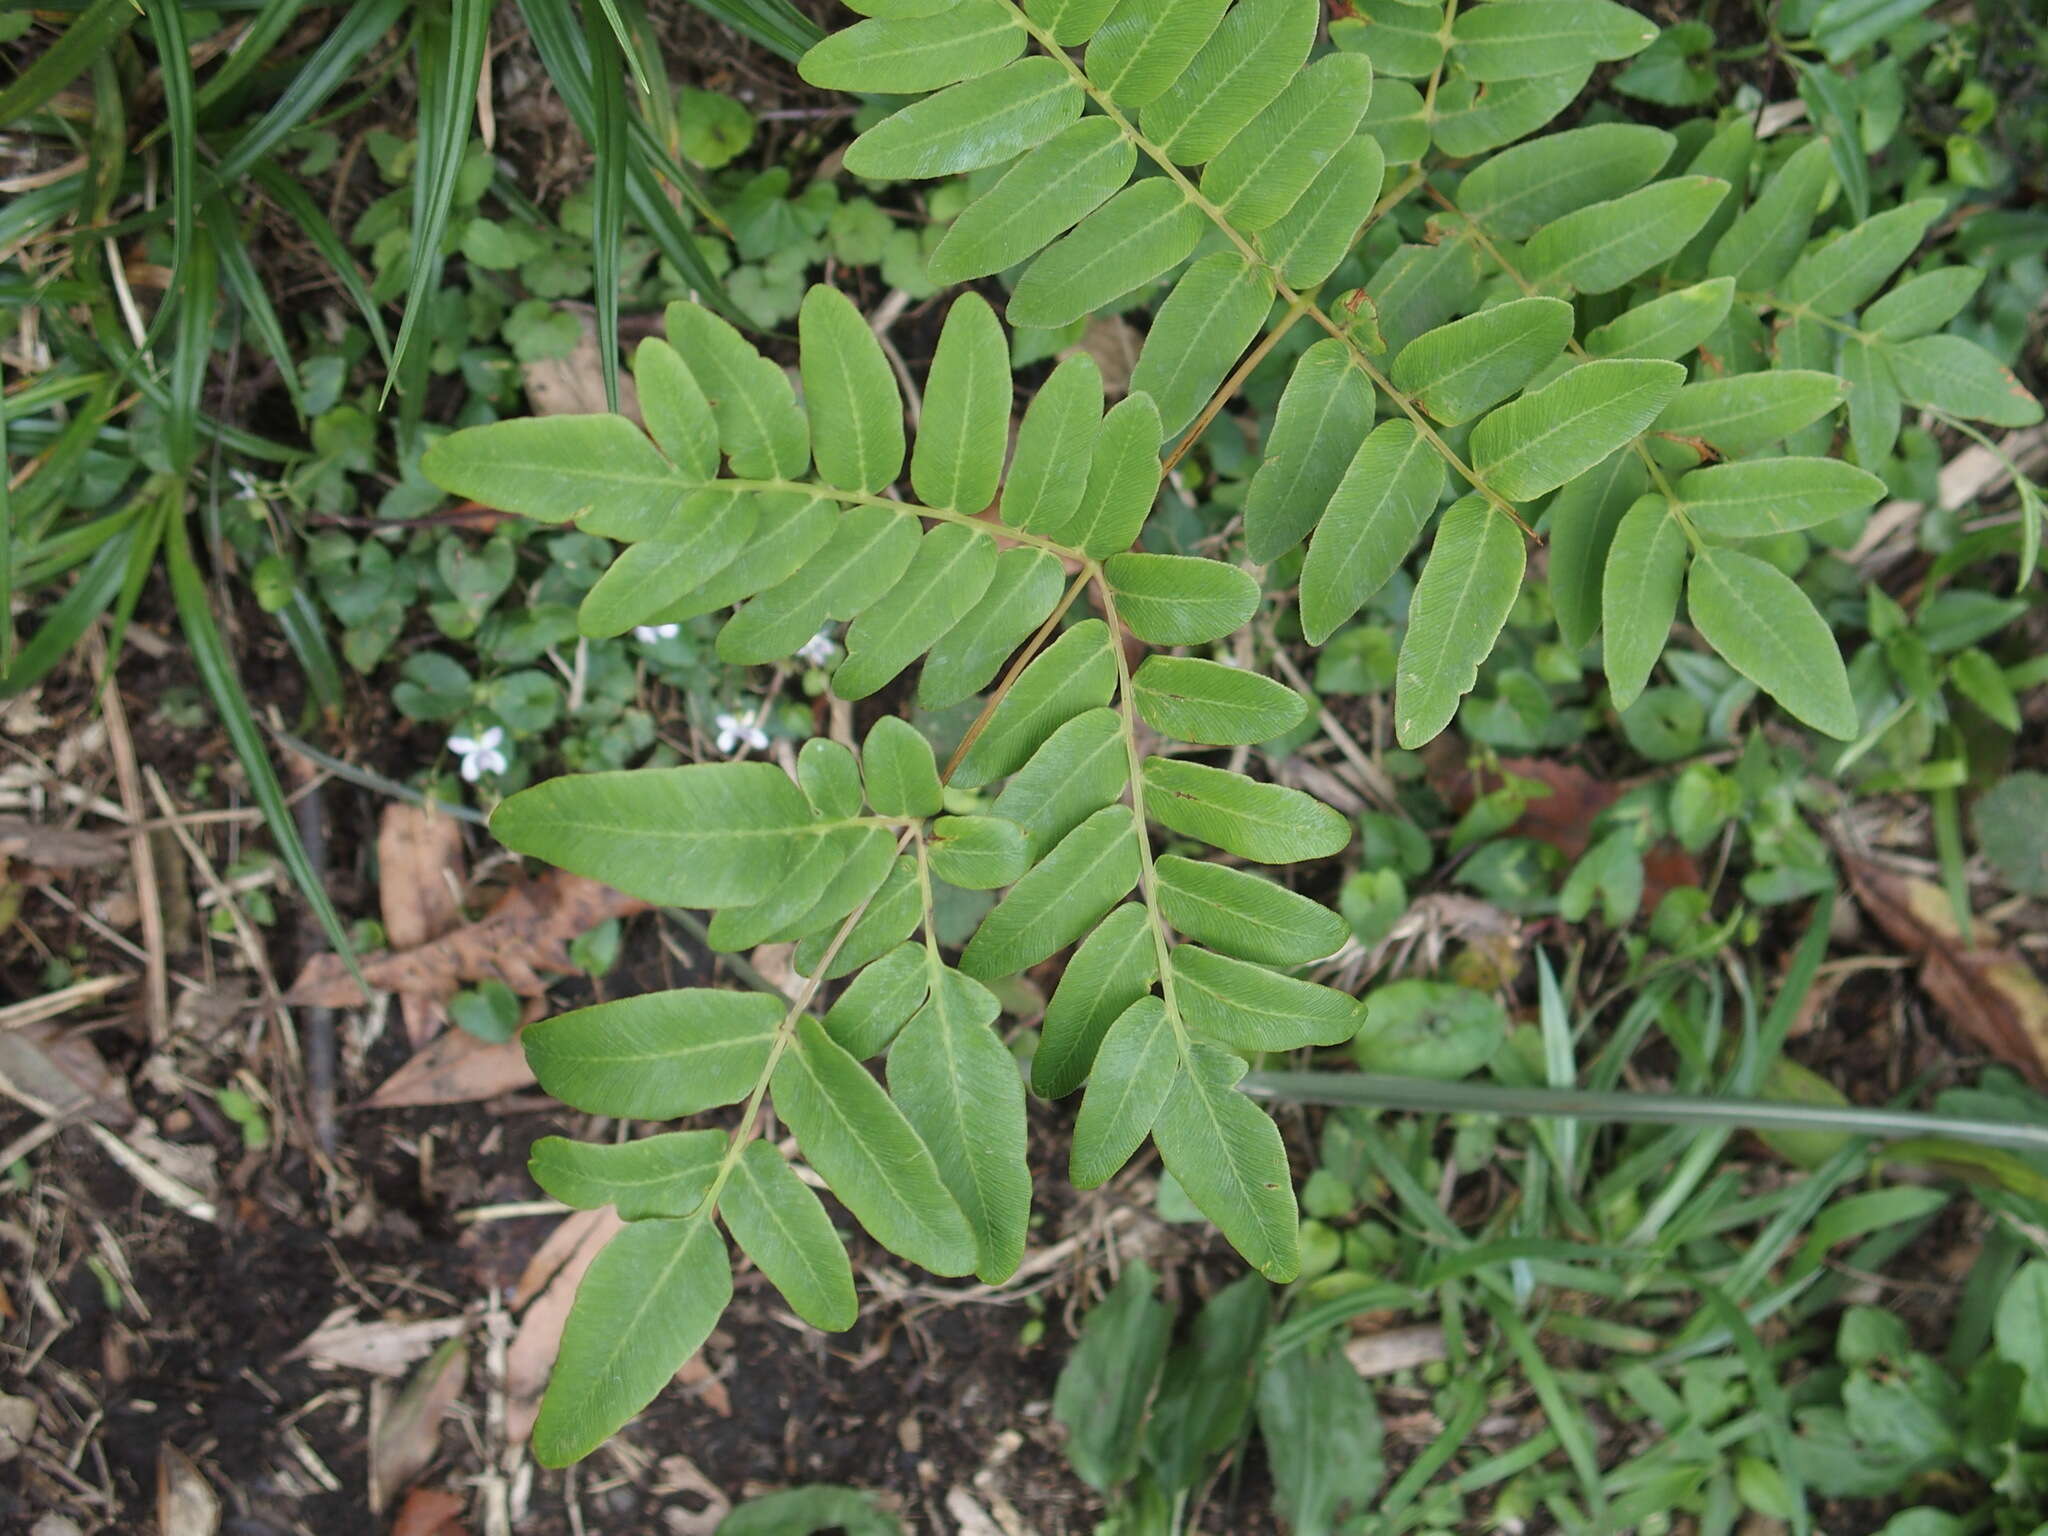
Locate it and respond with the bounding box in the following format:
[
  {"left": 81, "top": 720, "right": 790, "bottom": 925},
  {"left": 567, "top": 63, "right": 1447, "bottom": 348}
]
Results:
[
  {"left": 1847, "top": 858, "right": 2048, "bottom": 1085},
  {"left": 155, "top": 1445, "right": 220, "bottom": 1536},
  {"left": 0, "top": 1392, "right": 36, "bottom": 1461},
  {"left": 0, "top": 817, "right": 124, "bottom": 869},
  {"left": 1344, "top": 1324, "right": 1446, "bottom": 1379},
  {"left": 0, "top": 1022, "right": 133, "bottom": 1125},
  {"left": 510, "top": 1206, "right": 613, "bottom": 1310},
  {"left": 377, "top": 805, "right": 469, "bottom": 1048},
  {"left": 506, "top": 1211, "right": 623, "bottom": 1446},
  {"left": 522, "top": 308, "right": 640, "bottom": 420},
  {"left": 389, "top": 1486, "right": 469, "bottom": 1536},
  {"left": 1070, "top": 317, "right": 1140, "bottom": 398},
  {"left": 363, "top": 1030, "right": 537, "bottom": 1109},
  {"left": 291, "top": 1311, "right": 470, "bottom": 1377},
  {"left": 370, "top": 1338, "right": 468, "bottom": 1514},
  {"left": 287, "top": 871, "right": 648, "bottom": 1007}
]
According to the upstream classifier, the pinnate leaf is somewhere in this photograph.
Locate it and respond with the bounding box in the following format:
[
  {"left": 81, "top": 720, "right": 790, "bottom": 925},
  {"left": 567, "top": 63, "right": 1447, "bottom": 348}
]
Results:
[
  {"left": 1676, "top": 457, "right": 1885, "bottom": 538},
  {"left": 959, "top": 805, "right": 1142, "bottom": 978},
  {"left": 422, "top": 416, "right": 687, "bottom": 528},
  {"left": 862, "top": 715, "right": 942, "bottom": 818},
  {"left": 1245, "top": 337, "right": 1376, "bottom": 564},
  {"left": 1471, "top": 359, "right": 1684, "bottom": 501},
  {"left": 833, "top": 524, "right": 1000, "bottom": 699},
  {"left": 800, "top": 284, "right": 905, "bottom": 495},
  {"left": 1142, "top": 758, "right": 1350, "bottom": 863},
  {"left": 1153, "top": 1044, "right": 1299, "bottom": 1280},
  {"left": 528, "top": 1129, "right": 724, "bottom": 1220},
  {"left": 721, "top": 1140, "right": 858, "bottom": 1330},
  {"left": 1035, "top": 902, "right": 1159, "bottom": 1098},
  {"left": 1392, "top": 297, "right": 1574, "bottom": 427},
  {"left": 1132, "top": 656, "right": 1307, "bottom": 745},
  {"left": 1394, "top": 494, "right": 1525, "bottom": 748},
  {"left": 1687, "top": 548, "right": 1857, "bottom": 739},
  {"left": 800, "top": 0, "right": 1024, "bottom": 93},
  {"left": 1071, "top": 997, "right": 1177, "bottom": 1188},
  {"left": 1173, "top": 946, "right": 1361, "bottom": 1050},
  {"left": 930, "top": 119, "right": 1135, "bottom": 286},
  {"left": 1105, "top": 553, "right": 1259, "bottom": 645},
  {"left": 524, "top": 990, "right": 782, "bottom": 1119},
  {"left": 1008, "top": 180, "right": 1206, "bottom": 329},
  {"left": 1599, "top": 494, "right": 1685, "bottom": 710},
  {"left": 1154, "top": 855, "right": 1346, "bottom": 965},
  {"left": 1299, "top": 420, "right": 1445, "bottom": 644},
  {"left": 1455, "top": 123, "right": 1673, "bottom": 240},
  {"left": 913, "top": 293, "right": 1011, "bottom": 512},
  {"left": 1450, "top": 0, "right": 1657, "bottom": 82},
  {"left": 844, "top": 56, "right": 1082, "bottom": 179}
]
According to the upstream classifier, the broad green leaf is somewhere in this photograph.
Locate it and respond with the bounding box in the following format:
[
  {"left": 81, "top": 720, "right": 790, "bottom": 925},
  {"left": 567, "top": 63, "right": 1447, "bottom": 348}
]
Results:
[
  {"left": 844, "top": 56, "right": 1082, "bottom": 179},
  {"left": 991, "top": 707, "right": 1130, "bottom": 857},
  {"left": 953, "top": 619, "right": 1118, "bottom": 786},
  {"left": 1455, "top": 123, "right": 1674, "bottom": 240},
  {"left": 928, "top": 119, "right": 1135, "bottom": 286},
  {"left": 890, "top": 967, "right": 1030, "bottom": 1281},
  {"left": 1027, "top": 0, "right": 1120, "bottom": 46},
  {"left": 1202, "top": 52, "right": 1376, "bottom": 233},
  {"left": 1687, "top": 548, "right": 1857, "bottom": 738},
  {"left": 524, "top": 990, "right": 782, "bottom": 1119},
  {"left": 708, "top": 826, "right": 895, "bottom": 950},
  {"left": 493, "top": 763, "right": 815, "bottom": 907},
  {"left": 1450, "top": 0, "right": 1656, "bottom": 81},
  {"left": 719, "top": 1487, "right": 903, "bottom": 1536},
  {"left": 421, "top": 416, "right": 687, "bottom": 527},
  {"left": 1862, "top": 267, "right": 1983, "bottom": 342},
  {"left": 665, "top": 300, "right": 809, "bottom": 478},
  {"left": 1886, "top": 336, "right": 2044, "bottom": 428},
  {"left": 1128, "top": 254, "right": 1274, "bottom": 439},
  {"left": 1104, "top": 553, "right": 1259, "bottom": 645},
  {"left": 799, "top": 738, "right": 864, "bottom": 821},
  {"left": 863, "top": 715, "right": 943, "bottom": 818},
  {"left": 792, "top": 855, "right": 921, "bottom": 980},
  {"left": 1547, "top": 448, "right": 1646, "bottom": 652},
  {"left": 1652, "top": 371, "right": 1847, "bottom": 458},
  {"left": 1781, "top": 198, "right": 1943, "bottom": 316},
  {"left": 1329, "top": 1, "right": 1440, "bottom": 78},
  {"left": 1154, "top": 854, "right": 1347, "bottom": 964},
  {"left": 1142, "top": 758, "right": 1350, "bottom": 862},
  {"left": 1244, "top": 338, "right": 1377, "bottom": 563},
  {"left": 1085, "top": 0, "right": 1232, "bottom": 110},
  {"left": 1153, "top": 1044, "right": 1299, "bottom": 1280},
  {"left": 1676, "top": 457, "right": 1886, "bottom": 538},
  {"left": 1584, "top": 277, "right": 1735, "bottom": 360},
  {"left": 1707, "top": 135, "right": 1833, "bottom": 292},
  {"left": 844, "top": 0, "right": 965, "bottom": 18},
  {"left": 1257, "top": 1347, "right": 1386, "bottom": 1534},
  {"left": 528, "top": 1130, "right": 724, "bottom": 1220},
  {"left": 531, "top": 1215, "right": 730, "bottom": 1465},
  {"left": 1173, "top": 946, "right": 1361, "bottom": 1050},
  {"left": 927, "top": 815, "right": 1031, "bottom": 889},
  {"left": 1008, "top": 182, "right": 1206, "bottom": 329},
  {"left": 1366, "top": 237, "right": 1487, "bottom": 355},
  {"left": 1432, "top": 64, "right": 1592, "bottom": 159},
  {"left": 833, "top": 524, "right": 1001, "bottom": 699},
  {"left": 772, "top": 1016, "right": 978, "bottom": 1274},
  {"left": 1140, "top": 0, "right": 1316, "bottom": 165},
  {"left": 1132, "top": 656, "right": 1307, "bottom": 745},
  {"left": 1299, "top": 420, "right": 1444, "bottom": 644},
  {"left": 1052, "top": 1262, "right": 1172, "bottom": 1493},
  {"left": 959, "top": 806, "right": 1142, "bottom": 978},
  {"left": 800, "top": 285, "right": 905, "bottom": 495},
  {"left": 824, "top": 941, "right": 930, "bottom": 1058},
  {"left": 1049, "top": 393, "right": 1164, "bottom": 556},
  {"left": 1669, "top": 115, "right": 1753, "bottom": 278},
  {"left": 577, "top": 492, "right": 757, "bottom": 635},
  {"left": 799, "top": 0, "right": 1024, "bottom": 92},
  {"left": 1394, "top": 494, "right": 1525, "bottom": 747},
  {"left": 1523, "top": 177, "right": 1729, "bottom": 295},
  {"left": 913, "top": 293, "right": 1011, "bottom": 512},
  {"left": 1471, "top": 360, "right": 1685, "bottom": 501},
  {"left": 918, "top": 547, "right": 1065, "bottom": 708},
  {"left": 1003, "top": 352, "right": 1105, "bottom": 534},
  {"left": 722, "top": 1140, "right": 858, "bottom": 1331},
  {"left": 1841, "top": 335, "right": 1902, "bottom": 468},
  {"left": 1391, "top": 297, "right": 1574, "bottom": 426},
  {"left": 655, "top": 493, "right": 837, "bottom": 625},
  {"left": 718, "top": 505, "right": 921, "bottom": 664},
  {"left": 632, "top": 339, "right": 717, "bottom": 478},
  {"left": 1600, "top": 494, "right": 1685, "bottom": 710},
  {"left": 1255, "top": 134, "right": 1386, "bottom": 289},
  {"left": 1071, "top": 997, "right": 1178, "bottom": 1188},
  {"left": 1035, "top": 901, "right": 1159, "bottom": 1098}
]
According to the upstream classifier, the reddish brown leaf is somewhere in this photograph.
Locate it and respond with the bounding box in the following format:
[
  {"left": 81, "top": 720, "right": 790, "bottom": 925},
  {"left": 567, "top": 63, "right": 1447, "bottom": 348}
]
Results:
[
  {"left": 363, "top": 1030, "right": 537, "bottom": 1109},
  {"left": 510, "top": 1206, "right": 615, "bottom": 1310},
  {"left": 377, "top": 805, "right": 469, "bottom": 1047},
  {"left": 287, "top": 871, "right": 647, "bottom": 1007},
  {"left": 389, "top": 1486, "right": 468, "bottom": 1536},
  {"left": 371, "top": 1338, "right": 468, "bottom": 1514},
  {"left": 1848, "top": 858, "right": 2048, "bottom": 1086}
]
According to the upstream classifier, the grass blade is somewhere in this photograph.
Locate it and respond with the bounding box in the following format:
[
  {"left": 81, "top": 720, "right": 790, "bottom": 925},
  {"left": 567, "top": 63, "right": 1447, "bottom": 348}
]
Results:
[
  {"left": 0, "top": 0, "right": 138, "bottom": 123},
  {"left": 193, "top": 0, "right": 311, "bottom": 114},
  {"left": 583, "top": 0, "right": 630, "bottom": 413},
  {"left": 165, "top": 224, "right": 219, "bottom": 473},
  {"left": 212, "top": 0, "right": 411, "bottom": 185},
  {"left": 205, "top": 195, "right": 306, "bottom": 418},
  {"left": 140, "top": 0, "right": 198, "bottom": 354},
  {"left": 163, "top": 500, "right": 362, "bottom": 987},
  {"left": 385, "top": 0, "right": 492, "bottom": 399},
  {"left": 249, "top": 160, "right": 394, "bottom": 370},
  {"left": 681, "top": 0, "right": 821, "bottom": 61},
  {"left": 1, "top": 515, "right": 137, "bottom": 698}
]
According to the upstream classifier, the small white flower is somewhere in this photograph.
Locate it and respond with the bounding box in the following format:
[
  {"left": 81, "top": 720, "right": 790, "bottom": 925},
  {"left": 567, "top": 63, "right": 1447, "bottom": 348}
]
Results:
[
  {"left": 634, "top": 623, "right": 682, "bottom": 643},
  {"left": 449, "top": 726, "right": 509, "bottom": 783},
  {"left": 796, "top": 630, "right": 838, "bottom": 667},
  {"left": 713, "top": 711, "right": 770, "bottom": 755}
]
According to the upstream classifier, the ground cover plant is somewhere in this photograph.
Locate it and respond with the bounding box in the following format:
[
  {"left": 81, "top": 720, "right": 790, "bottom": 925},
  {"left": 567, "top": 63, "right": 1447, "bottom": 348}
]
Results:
[{"left": 3, "top": 0, "right": 2048, "bottom": 1530}]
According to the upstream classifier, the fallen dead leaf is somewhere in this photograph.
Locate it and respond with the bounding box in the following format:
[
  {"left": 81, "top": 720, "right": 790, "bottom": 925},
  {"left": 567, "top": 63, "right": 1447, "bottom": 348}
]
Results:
[
  {"left": 522, "top": 307, "right": 640, "bottom": 420},
  {"left": 1070, "top": 316, "right": 1141, "bottom": 398},
  {"left": 1848, "top": 858, "right": 2048, "bottom": 1086},
  {"left": 0, "top": 816, "right": 124, "bottom": 869},
  {"left": 0, "top": 1022, "right": 133, "bottom": 1125},
  {"left": 676, "top": 1351, "right": 730, "bottom": 1418},
  {"left": 650, "top": 1454, "right": 730, "bottom": 1535},
  {"left": 156, "top": 1444, "right": 220, "bottom": 1536},
  {"left": 287, "top": 871, "right": 648, "bottom": 1007},
  {"left": 377, "top": 805, "right": 469, "bottom": 1048},
  {"left": 291, "top": 1310, "right": 471, "bottom": 1378},
  {"left": 1344, "top": 1324, "right": 1447, "bottom": 1378},
  {"left": 370, "top": 1337, "right": 468, "bottom": 1514},
  {"left": 506, "top": 1211, "right": 623, "bottom": 1446},
  {"left": 511, "top": 1205, "right": 612, "bottom": 1310},
  {"left": 0, "top": 1392, "right": 36, "bottom": 1461},
  {"left": 389, "top": 1486, "right": 469, "bottom": 1536},
  {"left": 362, "top": 1029, "right": 537, "bottom": 1109}
]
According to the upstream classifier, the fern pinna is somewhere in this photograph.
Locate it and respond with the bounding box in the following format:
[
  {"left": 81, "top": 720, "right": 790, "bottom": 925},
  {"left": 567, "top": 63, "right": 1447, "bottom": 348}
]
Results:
[{"left": 420, "top": 0, "right": 2044, "bottom": 1463}]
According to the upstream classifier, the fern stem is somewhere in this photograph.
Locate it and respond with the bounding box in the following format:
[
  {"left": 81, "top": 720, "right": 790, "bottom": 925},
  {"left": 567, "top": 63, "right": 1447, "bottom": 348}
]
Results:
[
  {"left": 941, "top": 562, "right": 1096, "bottom": 779},
  {"left": 1162, "top": 293, "right": 1314, "bottom": 476},
  {"left": 718, "top": 477, "right": 1084, "bottom": 560}
]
